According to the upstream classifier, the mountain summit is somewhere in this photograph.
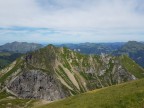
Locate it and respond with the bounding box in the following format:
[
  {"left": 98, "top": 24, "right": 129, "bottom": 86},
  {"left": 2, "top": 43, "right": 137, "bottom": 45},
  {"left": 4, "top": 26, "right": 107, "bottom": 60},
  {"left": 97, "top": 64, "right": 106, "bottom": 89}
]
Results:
[{"left": 0, "top": 45, "right": 144, "bottom": 101}]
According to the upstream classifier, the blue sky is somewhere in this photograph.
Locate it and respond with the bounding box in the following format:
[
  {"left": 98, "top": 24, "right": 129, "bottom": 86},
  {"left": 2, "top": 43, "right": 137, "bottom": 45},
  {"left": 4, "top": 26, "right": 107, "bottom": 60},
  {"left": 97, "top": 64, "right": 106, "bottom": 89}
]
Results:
[{"left": 0, "top": 0, "right": 144, "bottom": 44}]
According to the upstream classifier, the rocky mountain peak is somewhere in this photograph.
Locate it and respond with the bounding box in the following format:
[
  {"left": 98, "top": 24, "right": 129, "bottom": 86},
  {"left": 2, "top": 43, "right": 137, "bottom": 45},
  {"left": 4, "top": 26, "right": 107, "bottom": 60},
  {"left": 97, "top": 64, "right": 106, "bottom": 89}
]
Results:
[{"left": 0, "top": 46, "right": 144, "bottom": 101}]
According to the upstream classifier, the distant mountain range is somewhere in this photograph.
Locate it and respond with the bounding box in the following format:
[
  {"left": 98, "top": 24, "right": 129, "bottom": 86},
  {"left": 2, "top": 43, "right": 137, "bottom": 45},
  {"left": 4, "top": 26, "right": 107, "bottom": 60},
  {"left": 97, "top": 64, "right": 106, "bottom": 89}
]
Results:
[
  {"left": 58, "top": 42, "right": 125, "bottom": 54},
  {"left": 0, "top": 42, "right": 43, "bottom": 70},
  {"left": 0, "top": 41, "right": 144, "bottom": 71},
  {"left": 58, "top": 41, "right": 144, "bottom": 67},
  {"left": 113, "top": 41, "right": 144, "bottom": 67},
  {"left": 0, "top": 41, "right": 43, "bottom": 53}
]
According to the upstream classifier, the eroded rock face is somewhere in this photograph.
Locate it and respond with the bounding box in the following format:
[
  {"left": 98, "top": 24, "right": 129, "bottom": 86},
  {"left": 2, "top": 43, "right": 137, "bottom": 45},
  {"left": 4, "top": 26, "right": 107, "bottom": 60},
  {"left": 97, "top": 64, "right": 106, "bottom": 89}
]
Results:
[
  {"left": 7, "top": 70, "right": 69, "bottom": 101},
  {"left": 1, "top": 46, "right": 143, "bottom": 101}
]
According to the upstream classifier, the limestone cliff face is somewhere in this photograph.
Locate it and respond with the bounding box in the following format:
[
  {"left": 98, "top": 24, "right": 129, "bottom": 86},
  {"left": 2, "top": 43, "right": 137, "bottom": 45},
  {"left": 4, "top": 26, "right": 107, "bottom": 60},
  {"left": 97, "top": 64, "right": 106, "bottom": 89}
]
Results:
[
  {"left": 0, "top": 45, "right": 144, "bottom": 101},
  {"left": 7, "top": 70, "right": 69, "bottom": 101}
]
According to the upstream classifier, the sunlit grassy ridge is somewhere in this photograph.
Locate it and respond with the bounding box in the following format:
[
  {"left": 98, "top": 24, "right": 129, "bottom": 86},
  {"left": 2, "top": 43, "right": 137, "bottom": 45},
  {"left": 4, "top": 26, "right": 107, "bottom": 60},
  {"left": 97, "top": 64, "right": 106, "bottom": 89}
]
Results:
[
  {"left": 39, "top": 79, "right": 144, "bottom": 108},
  {"left": 0, "top": 45, "right": 144, "bottom": 108},
  {"left": 120, "top": 55, "right": 144, "bottom": 78}
]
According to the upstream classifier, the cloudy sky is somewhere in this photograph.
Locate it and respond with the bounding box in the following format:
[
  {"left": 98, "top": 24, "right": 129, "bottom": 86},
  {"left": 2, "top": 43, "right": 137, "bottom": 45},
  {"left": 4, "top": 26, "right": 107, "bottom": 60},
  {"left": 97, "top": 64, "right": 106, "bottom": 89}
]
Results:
[{"left": 0, "top": 0, "right": 144, "bottom": 44}]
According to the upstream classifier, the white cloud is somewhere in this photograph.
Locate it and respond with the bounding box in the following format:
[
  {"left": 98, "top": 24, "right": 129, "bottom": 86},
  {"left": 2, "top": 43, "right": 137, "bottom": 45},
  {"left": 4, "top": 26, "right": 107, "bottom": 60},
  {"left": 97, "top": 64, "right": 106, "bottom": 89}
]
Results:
[
  {"left": 0, "top": 0, "right": 143, "bottom": 28},
  {"left": 0, "top": 0, "right": 144, "bottom": 43}
]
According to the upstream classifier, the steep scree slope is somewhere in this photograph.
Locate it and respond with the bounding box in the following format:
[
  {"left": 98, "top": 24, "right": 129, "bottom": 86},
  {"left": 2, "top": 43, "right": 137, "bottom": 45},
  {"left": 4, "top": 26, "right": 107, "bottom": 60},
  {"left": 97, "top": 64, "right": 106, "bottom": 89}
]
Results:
[{"left": 0, "top": 45, "right": 144, "bottom": 101}]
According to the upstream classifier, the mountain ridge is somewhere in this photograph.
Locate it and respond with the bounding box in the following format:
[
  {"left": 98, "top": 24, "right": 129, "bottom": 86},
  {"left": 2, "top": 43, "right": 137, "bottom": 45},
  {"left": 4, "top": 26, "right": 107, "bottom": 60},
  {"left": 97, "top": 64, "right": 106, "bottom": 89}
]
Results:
[
  {"left": 58, "top": 41, "right": 144, "bottom": 68},
  {"left": 0, "top": 45, "right": 144, "bottom": 102},
  {"left": 114, "top": 41, "right": 144, "bottom": 67}
]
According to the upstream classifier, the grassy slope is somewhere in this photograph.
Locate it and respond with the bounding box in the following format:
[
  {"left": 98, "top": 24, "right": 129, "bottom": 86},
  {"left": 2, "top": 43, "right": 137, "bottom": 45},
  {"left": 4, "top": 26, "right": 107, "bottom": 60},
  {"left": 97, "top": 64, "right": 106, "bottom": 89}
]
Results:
[
  {"left": 0, "top": 58, "right": 22, "bottom": 84},
  {"left": 1, "top": 46, "right": 144, "bottom": 108},
  {"left": 0, "top": 59, "right": 10, "bottom": 69},
  {"left": 120, "top": 55, "right": 144, "bottom": 78},
  {"left": 0, "top": 52, "right": 22, "bottom": 70},
  {"left": 39, "top": 79, "right": 144, "bottom": 108},
  {"left": 0, "top": 91, "right": 36, "bottom": 108}
]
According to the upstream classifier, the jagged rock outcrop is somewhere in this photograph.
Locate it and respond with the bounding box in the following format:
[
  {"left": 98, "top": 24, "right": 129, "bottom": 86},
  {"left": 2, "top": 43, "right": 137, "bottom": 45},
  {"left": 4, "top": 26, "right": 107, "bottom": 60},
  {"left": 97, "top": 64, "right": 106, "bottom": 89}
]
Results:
[
  {"left": 7, "top": 70, "right": 69, "bottom": 100},
  {"left": 0, "top": 45, "right": 144, "bottom": 101}
]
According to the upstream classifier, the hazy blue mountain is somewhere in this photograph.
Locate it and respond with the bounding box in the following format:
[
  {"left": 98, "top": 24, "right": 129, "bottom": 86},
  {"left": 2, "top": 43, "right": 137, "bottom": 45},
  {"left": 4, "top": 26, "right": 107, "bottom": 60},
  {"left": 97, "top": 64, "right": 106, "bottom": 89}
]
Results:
[
  {"left": 113, "top": 41, "right": 144, "bottom": 67},
  {"left": 58, "top": 42, "right": 125, "bottom": 54},
  {"left": 0, "top": 42, "right": 43, "bottom": 70},
  {"left": 0, "top": 41, "right": 43, "bottom": 53}
]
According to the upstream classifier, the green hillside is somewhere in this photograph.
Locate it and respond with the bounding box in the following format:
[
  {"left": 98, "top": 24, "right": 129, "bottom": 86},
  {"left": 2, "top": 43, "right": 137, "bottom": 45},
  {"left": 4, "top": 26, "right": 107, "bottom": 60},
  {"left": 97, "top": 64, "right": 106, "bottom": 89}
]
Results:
[
  {"left": 0, "top": 52, "right": 22, "bottom": 70},
  {"left": 0, "top": 45, "right": 144, "bottom": 108},
  {"left": 114, "top": 41, "right": 144, "bottom": 68},
  {"left": 0, "top": 91, "right": 36, "bottom": 108},
  {"left": 0, "top": 41, "right": 43, "bottom": 70},
  {"left": 120, "top": 55, "right": 144, "bottom": 78},
  {"left": 39, "top": 78, "right": 144, "bottom": 108},
  {"left": 1, "top": 78, "right": 144, "bottom": 108}
]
